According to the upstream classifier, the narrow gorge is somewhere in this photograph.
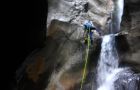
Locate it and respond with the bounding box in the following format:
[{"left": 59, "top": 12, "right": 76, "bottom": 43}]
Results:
[{"left": 12, "top": 0, "right": 140, "bottom": 90}]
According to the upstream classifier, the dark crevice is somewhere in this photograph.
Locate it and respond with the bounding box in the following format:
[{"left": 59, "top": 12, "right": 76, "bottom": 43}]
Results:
[
  {"left": 89, "top": 38, "right": 102, "bottom": 69},
  {"left": 8, "top": 0, "right": 48, "bottom": 90},
  {"left": 83, "top": 2, "right": 89, "bottom": 12},
  {"left": 115, "top": 35, "right": 130, "bottom": 53}
]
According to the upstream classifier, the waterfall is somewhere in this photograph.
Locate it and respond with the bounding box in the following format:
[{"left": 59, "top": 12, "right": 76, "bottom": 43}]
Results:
[
  {"left": 97, "top": 35, "right": 123, "bottom": 90},
  {"left": 111, "top": 0, "right": 124, "bottom": 33},
  {"left": 117, "top": 0, "right": 124, "bottom": 27},
  {"left": 95, "top": 0, "right": 140, "bottom": 90}
]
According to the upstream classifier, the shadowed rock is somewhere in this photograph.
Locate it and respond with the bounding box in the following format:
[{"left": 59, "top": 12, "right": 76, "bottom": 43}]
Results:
[{"left": 114, "top": 68, "right": 140, "bottom": 90}]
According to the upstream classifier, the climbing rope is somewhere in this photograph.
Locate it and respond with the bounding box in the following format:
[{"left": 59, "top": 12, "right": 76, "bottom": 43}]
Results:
[{"left": 80, "top": 30, "right": 90, "bottom": 90}]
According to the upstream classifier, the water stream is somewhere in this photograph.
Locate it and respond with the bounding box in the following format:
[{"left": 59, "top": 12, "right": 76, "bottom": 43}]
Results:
[
  {"left": 97, "top": 34, "right": 123, "bottom": 90},
  {"left": 111, "top": 0, "right": 124, "bottom": 33},
  {"left": 96, "top": 0, "right": 124, "bottom": 90}
]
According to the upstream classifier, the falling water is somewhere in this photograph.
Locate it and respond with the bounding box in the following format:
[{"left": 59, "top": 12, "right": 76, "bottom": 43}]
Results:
[
  {"left": 117, "top": 0, "right": 124, "bottom": 26},
  {"left": 96, "top": 0, "right": 140, "bottom": 90},
  {"left": 111, "top": 0, "right": 124, "bottom": 33},
  {"left": 97, "top": 35, "right": 123, "bottom": 90},
  {"left": 96, "top": 0, "right": 125, "bottom": 90}
]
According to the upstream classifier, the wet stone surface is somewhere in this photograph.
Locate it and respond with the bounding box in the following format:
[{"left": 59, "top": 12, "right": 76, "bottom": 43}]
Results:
[{"left": 114, "top": 68, "right": 140, "bottom": 90}]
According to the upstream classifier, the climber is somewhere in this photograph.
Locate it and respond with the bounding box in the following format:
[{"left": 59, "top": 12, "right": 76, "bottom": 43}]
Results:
[{"left": 83, "top": 20, "right": 100, "bottom": 45}]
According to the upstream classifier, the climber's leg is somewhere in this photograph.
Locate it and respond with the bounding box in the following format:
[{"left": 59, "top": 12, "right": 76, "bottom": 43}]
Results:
[
  {"left": 89, "top": 32, "right": 93, "bottom": 45},
  {"left": 84, "top": 30, "right": 88, "bottom": 44}
]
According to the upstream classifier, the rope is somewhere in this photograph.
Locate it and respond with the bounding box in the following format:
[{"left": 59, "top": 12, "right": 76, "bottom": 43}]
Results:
[{"left": 80, "top": 30, "right": 90, "bottom": 90}]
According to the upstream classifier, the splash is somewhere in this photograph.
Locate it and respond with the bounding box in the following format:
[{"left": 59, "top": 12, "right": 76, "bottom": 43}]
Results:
[{"left": 97, "top": 35, "right": 123, "bottom": 90}]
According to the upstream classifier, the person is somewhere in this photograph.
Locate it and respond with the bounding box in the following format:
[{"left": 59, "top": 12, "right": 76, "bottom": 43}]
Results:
[{"left": 83, "top": 20, "right": 100, "bottom": 45}]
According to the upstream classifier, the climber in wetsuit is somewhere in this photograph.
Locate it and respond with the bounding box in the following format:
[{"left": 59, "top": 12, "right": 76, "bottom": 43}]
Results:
[{"left": 83, "top": 20, "right": 100, "bottom": 45}]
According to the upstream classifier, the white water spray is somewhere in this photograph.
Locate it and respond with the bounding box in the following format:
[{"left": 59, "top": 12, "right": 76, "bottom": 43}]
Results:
[
  {"left": 97, "top": 35, "right": 123, "bottom": 90},
  {"left": 96, "top": 1, "right": 125, "bottom": 89}
]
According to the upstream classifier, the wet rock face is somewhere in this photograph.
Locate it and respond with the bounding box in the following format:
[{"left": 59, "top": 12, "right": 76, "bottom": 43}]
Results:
[
  {"left": 114, "top": 68, "right": 140, "bottom": 90},
  {"left": 46, "top": 20, "right": 101, "bottom": 90},
  {"left": 16, "top": 19, "right": 101, "bottom": 90},
  {"left": 47, "top": 0, "right": 114, "bottom": 32},
  {"left": 125, "top": 0, "right": 139, "bottom": 3},
  {"left": 116, "top": 0, "right": 140, "bottom": 70},
  {"left": 115, "top": 34, "right": 140, "bottom": 71},
  {"left": 122, "top": 0, "right": 140, "bottom": 34}
]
